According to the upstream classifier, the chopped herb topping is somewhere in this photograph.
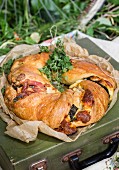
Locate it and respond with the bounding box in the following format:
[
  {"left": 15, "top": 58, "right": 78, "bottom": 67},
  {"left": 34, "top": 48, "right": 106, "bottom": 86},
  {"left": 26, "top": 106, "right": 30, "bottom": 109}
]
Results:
[
  {"left": 39, "top": 39, "right": 73, "bottom": 92},
  {"left": 39, "top": 45, "right": 49, "bottom": 53},
  {"left": 0, "top": 59, "right": 14, "bottom": 75}
]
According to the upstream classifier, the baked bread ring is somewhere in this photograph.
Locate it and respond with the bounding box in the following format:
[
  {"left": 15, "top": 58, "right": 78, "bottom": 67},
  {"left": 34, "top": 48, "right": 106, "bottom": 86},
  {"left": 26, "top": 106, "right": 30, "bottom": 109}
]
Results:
[{"left": 4, "top": 42, "right": 117, "bottom": 135}]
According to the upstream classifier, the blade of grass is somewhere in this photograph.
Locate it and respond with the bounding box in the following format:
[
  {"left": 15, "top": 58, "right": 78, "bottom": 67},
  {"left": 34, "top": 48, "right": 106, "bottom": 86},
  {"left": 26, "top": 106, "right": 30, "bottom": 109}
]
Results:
[
  {"left": 13, "top": 0, "right": 17, "bottom": 25},
  {"left": 24, "top": 0, "right": 30, "bottom": 25},
  {"left": 70, "top": 0, "right": 82, "bottom": 13},
  {"left": 4, "top": 0, "right": 7, "bottom": 23},
  {"left": 0, "top": 0, "right": 5, "bottom": 10},
  {"left": 39, "top": 0, "right": 56, "bottom": 23},
  {"left": 50, "top": 0, "right": 68, "bottom": 19}
]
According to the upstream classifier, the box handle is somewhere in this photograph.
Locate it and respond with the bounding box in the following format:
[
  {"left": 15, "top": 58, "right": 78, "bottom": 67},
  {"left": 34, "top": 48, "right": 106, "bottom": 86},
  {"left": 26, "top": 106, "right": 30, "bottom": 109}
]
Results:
[{"left": 68, "top": 137, "right": 119, "bottom": 170}]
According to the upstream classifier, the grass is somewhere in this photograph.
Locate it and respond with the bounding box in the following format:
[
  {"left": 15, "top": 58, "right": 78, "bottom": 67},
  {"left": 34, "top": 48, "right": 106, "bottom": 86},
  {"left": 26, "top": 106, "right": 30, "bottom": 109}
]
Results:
[{"left": 0, "top": 0, "right": 119, "bottom": 56}]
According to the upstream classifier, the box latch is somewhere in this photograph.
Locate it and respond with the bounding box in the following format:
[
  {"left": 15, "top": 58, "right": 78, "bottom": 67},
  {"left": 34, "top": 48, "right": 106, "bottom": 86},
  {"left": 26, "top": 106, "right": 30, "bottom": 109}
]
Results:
[{"left": 29, "top": 159, "right": 47, "bottom": 170}]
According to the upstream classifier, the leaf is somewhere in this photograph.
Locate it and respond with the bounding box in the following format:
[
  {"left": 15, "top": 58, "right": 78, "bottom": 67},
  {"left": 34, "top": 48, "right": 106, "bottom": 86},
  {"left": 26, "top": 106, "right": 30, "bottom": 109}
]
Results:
[
  {"left": 62, "top": 3, "right": 71, "bottom": 14},
  {"left": 24, "top": 0, "right": 30, "bottom": 24},
  {"left": 86, "top": 27, "right": 94, "bottom": 36},
  {"left": 25, "top": 37, "right": 36, "bottom": 44},
  {"left": 30, "top": 32, "right": 41, "bottom": 43},
  {"left": 49, "top": 0, "right": 68, "bottom": 19},
  {"left": 97, "top": 17, "right": 112, "bottom": 26},
  {"left": 55, "top": 0, "right": 69, "bottom": 3},
  {"left": 79, "top": 1, "right": 88, "bottom": 11},
  {"left": 107, "top": 0, "right": 119, "bottom": 5},
  {"left": 0, "top": 59, "right": 14, "bottom": 75},
  {"left": 92, "top": 21, "right": 100, "bottom": 28},
  {"left": 40, "top": 0, "right": 57, "bottom": 11},
  {"left": 114, "top": 17, "right": 119, "bottom": 24},
  {"left": 31, "top": 0, "right": 41, "bottom": 12},
  {"left": 17, "top": 16, "right": 23, "bottom": 33},
  {"left": 0, "top": 48, "right": 10, "bottom": 56},
  {"left": 107, "top": 26, "right": 119, "bottom": 34}
]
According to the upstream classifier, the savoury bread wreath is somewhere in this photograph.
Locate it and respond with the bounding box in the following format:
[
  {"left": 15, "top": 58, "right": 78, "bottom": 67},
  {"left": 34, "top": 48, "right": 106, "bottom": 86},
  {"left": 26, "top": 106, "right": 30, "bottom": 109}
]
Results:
[{"left": 4, "top": 40, "right": 117, "bottom": 135}]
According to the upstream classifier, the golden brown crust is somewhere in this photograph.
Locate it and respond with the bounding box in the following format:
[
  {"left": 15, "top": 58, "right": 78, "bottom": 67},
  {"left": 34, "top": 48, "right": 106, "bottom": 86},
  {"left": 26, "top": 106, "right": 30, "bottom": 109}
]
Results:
[{"left": 11, "top": 52, "right": 50, "bottom": 71}]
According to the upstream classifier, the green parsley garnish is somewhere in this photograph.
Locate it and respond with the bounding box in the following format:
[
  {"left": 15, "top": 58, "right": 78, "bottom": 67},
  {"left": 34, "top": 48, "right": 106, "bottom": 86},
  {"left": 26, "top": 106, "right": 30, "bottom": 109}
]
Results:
[
  {"left": 0, "top": 59, "right": 14, "bottom": 75},
  {"left": 39, "top": 39, "right": 73, "bottom": 92},
  {"left": 39, "top": 45, "right": 49, "bottom": 53}
]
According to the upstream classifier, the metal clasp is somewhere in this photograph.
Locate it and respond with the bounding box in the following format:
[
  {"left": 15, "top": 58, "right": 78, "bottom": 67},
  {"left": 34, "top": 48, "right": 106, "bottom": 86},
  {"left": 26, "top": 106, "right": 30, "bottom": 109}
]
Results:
[
  {"left": 29, "top": 159, "right": 47, "bottom": 170},
  {"left": 103, "top": 131, "right": 119, "bottom": 144},
  {"left": 62, "top": 149, "right": 82, "bottom": 162}
]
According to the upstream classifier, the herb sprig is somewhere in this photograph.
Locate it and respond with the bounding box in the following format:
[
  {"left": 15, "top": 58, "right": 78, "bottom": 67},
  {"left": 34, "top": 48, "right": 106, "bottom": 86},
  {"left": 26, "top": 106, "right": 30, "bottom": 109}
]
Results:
[
  {"left": 39, "top": 39, "right": 73, "bottom": 92},
  {"left": 0, "top": 59, "right": 14, "bottom": 75},
  {"left": 39, "top": 45, "right": 49, "bottom": 53}
]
